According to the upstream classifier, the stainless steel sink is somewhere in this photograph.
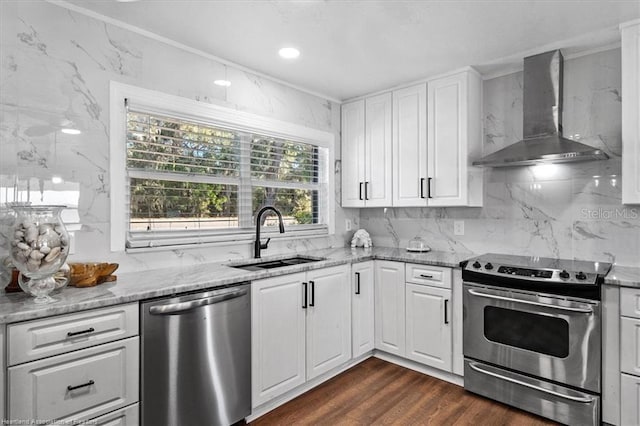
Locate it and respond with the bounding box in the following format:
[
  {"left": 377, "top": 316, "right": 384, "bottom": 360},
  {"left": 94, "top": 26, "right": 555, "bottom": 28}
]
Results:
[{"left": 229, "top": 256, "right": 324, "bottom": 272}]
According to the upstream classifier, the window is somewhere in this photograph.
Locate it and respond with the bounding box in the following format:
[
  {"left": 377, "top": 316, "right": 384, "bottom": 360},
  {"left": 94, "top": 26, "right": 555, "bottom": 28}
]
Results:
[{"left": 109, "top": 82, "right": 334, "bottom": 251}]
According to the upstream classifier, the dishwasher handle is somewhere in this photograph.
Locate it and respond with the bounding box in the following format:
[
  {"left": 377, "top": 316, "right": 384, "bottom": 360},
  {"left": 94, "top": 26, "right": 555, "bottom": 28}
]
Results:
[{"left": 149, "top": 288, "right": 248, "bottom": 315}]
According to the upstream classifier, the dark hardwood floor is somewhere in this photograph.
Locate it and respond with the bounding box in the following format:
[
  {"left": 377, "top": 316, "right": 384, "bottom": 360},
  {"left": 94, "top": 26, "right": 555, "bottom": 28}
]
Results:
[{"left": 251, "top": 357, "right": 557, "bottom": 425}]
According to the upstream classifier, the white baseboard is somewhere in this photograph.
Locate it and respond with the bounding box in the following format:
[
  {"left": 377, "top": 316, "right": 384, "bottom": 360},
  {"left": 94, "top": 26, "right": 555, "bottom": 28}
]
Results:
[
  {"left": 247, "top": 352, "right": 373, "bottom": 422},
  {"left": 373, "top": 350, "right": 464, "bottom": 387},
  {"left": 248, "top": 351, "right": 464, "bottom": 422}
]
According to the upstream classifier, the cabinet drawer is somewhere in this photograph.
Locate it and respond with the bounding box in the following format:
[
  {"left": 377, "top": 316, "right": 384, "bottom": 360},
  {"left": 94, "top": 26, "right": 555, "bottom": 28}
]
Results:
[
  {"left": 8, "top": 303, "right": 138, "bottom": 365},
  {"left": 405, "top": 263, "right": 452, "bottom": 288},
  {"left": 621, "top": 316, "right": 640, "bottom": 375},
  {"left": 8, "top": 337, "right": 139, "bottom": 423},
  {"left": 90, "top": 403, "right": 139, "bottom": 426},
  {"left": 621, "top": 287, "right": 640, "bottom": 319}
]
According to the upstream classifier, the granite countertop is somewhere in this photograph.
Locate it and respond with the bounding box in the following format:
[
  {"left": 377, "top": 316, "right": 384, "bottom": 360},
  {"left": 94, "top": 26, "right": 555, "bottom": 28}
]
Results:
[
  {"left": 0, "top": 246, "right": 470, "bottom": 324},
  {"left": 604, "top": 265, "right": 640, "bottom": 288}
]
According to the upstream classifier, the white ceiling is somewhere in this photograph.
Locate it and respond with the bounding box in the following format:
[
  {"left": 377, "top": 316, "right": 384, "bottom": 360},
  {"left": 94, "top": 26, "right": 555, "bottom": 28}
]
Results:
[{"left": 62, "top": 0, "right": 640, "bottom": 101}]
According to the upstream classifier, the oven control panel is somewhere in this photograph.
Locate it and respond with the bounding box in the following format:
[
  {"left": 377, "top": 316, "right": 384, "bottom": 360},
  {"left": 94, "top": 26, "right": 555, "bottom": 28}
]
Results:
[{"left": 496, "top": 266, "right": 553, "bottom": 279}]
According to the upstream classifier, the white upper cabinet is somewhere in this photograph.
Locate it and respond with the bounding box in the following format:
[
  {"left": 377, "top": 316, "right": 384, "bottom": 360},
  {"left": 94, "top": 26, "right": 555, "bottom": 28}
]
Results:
[
  {"left": 393, "top": 84, "right": 428, "bottom": 206},
  {"left": 341, "top": 100, "right": 366, "bottom": 207},
  {"left": 341, "top": 94, "right": 393, "bottom": 207},
  {"left": 427, "top": 69, "right": 483, "bottom": 207},
  {"left": 622, "top": 20, "right": 640, "bottom": 204},
  {"left": 343, "top": 69, "right": 482, "bottom": 208}
]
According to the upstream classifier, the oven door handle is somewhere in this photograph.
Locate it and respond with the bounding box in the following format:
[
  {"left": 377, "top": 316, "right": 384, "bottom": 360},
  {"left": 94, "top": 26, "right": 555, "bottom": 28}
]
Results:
[
  {"left": 467, "top": 362, "right": 595, "bottom": 404},
  {"left": 467, "top": 289, "right": 594, "bottom": 314}
]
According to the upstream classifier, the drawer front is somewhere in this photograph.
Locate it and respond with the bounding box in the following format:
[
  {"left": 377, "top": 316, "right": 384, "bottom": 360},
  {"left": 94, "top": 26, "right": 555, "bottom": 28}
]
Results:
[
  {"left": 405, "top": 263, "right": 452, "bottom": 288},
  {"left": 8, "top": 303, "right": 138, "bottom": 365},
  {"left": 8, "top": 337, "right": 139, "bottom": 423},
  {"left": 621, "top": 317, "right": 640, "bottom": 375},
  {"left": 621, "top": 373, "right": 640, "bottom": 426},
  {"left": 90, "top": 403, "right": 139, "bottom": 426},
  {"left": 621, "top": 287, "right": 640, "bottom": 319}
]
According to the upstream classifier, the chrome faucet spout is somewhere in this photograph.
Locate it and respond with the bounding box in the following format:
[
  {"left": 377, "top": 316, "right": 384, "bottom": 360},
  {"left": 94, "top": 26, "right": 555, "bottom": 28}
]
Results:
[{"left": 254, "top": 206, "right": 285, "bottom": 258}]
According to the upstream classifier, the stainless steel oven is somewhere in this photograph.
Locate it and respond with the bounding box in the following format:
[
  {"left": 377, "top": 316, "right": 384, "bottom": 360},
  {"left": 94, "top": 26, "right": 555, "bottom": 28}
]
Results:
[{"left": 461, "top": 254, "right": 611, "bottom": 426}]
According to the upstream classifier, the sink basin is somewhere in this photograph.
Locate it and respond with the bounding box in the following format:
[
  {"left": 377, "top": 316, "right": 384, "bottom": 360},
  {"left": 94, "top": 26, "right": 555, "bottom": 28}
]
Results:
[{"left": 229, "top": 256, "right": 324, "bottom": 272}]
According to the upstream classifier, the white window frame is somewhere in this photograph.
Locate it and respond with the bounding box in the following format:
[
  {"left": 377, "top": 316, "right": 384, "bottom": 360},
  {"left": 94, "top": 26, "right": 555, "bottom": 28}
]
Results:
[{"left": 109, "top": 81, "right": 335, "bottom": 252}]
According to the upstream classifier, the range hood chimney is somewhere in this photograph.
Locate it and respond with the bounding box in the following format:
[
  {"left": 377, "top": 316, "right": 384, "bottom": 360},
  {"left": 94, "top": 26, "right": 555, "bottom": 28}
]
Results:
[{"left": 473, "top": 50, "right": 609, "bottom": 167}]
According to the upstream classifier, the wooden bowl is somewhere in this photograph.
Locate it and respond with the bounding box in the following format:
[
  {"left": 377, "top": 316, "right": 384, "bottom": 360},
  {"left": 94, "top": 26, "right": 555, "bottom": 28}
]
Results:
[{"left": 68, "top": 263, "right": 119, "bottom": 287}]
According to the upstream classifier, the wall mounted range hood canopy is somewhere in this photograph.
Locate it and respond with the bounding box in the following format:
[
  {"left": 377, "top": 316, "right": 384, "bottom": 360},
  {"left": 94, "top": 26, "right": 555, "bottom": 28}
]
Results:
[{"left": 473, "top": 50, "right": 609, "bottom": 167}]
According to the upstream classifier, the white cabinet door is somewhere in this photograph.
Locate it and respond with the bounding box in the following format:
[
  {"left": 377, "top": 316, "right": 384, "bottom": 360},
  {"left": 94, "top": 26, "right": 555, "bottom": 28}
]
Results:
[
  {"left": 89, "top": 403, "right": 139, "bottom": 426},
  {"left": 374, "top": 260, "right": 405, "bottom": 356},
  {"left": 393, "top": 84, "right": 428, "bottom": 207},
  {"left": 405, "top": 284, "right": 452, "bottom": 371},
  {"left": 341, "top": 100, "right": 366, "bottom": 207},
  {"left": 365, "top": 92, "right": 393, "bottom": 207},
  {"left": 621, "top": 316, "right": 640, "bottom": 376},
  {"left": 8, "top": 337, "right": 139, "bottom": 423},
  {"left": 306, "top": 265, "right": 351, "bottom": 380},
  {"left": 352, "top": 261, "right": 375, "bottom": 358},
  {"left": 427, "top": 70, "right": 482, "bottom": 207},
  {"left": 252, "top": 272, "right": 307, "bottom": 407},
  {"left": 621, "top": 21, "right": 640, "bottom": 204},
  {"left": 621, "top": 373, "right": 640, "bottom": 426}
]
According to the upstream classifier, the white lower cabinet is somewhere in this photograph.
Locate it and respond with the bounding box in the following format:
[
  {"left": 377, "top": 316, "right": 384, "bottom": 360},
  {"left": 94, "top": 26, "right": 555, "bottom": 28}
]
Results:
[
  {"left": 374, "top": 260, "right": 406, "bottom": 355},
  {"left": 251, "top": 265, "right": 351, "bottom": 408},
  {"left": 352, "top": 261, "right": 375, "bottom": 358},
  {"left": 621, "top": 373, "right": 640, "bottom": 426},
  {"left": 405, "top": 284, "right": 452, "bottom": 372},
  {"left": 89, "top": 403, "right": 139, "bottom": 426},
  {"left": 8, "top": 337, "right": 139, "bottom": 423},
  {"left": 621, "top": 316, "right": 640, "bottom": 376}
]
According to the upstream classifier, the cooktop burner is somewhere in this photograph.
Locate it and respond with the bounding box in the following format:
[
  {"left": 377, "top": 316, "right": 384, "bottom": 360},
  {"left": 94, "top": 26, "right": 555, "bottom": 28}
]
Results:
[{"left": 461, "top": 253, "right": 612, "bottom": 300}]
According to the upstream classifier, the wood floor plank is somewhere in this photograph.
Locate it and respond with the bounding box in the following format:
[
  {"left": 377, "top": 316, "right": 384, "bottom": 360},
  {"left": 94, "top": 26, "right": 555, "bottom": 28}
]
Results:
[{"left": 251, "top": 358, "right": 558, "bottom": 426}]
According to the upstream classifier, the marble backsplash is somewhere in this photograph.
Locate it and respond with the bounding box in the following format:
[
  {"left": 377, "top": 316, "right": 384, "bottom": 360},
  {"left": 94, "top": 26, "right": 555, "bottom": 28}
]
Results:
[
  {"left": 0, "top": 1, "right": 357, "bottom": 273},
  {"left": 361, "top": 48, "right": 640, "bottom": 266}
]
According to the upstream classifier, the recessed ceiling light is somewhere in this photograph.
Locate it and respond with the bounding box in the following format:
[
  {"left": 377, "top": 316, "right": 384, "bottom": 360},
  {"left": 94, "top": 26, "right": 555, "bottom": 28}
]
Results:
[
  {"left": 279, "top": 47, "right": 300, "bottom": 59},
  {"left": 51, "top": 176, "right": 64, "bottom": 184},
  {"left": 214, "top": 79, "right": 232, "bottom": 87},
  {"left": 61, "top": 128, "right": 81, "bottom": 135}
]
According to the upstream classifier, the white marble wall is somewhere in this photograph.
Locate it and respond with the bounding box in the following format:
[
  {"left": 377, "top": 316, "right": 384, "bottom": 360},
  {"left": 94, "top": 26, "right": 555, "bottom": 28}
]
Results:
[
  {"left": 0, "top": 1, "right": 357, "bottom": 273},
  {"left": 361, "top": 48, "right": 640, "bottom": 266}
]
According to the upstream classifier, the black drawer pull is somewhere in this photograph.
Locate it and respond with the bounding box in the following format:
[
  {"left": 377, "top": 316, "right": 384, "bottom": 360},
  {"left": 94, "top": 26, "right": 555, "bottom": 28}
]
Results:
[
  {"left": 420, "top": 178, "right": 425, "bottom": 198},
  {"left": 67, "top": 328, "right": 95, "bottom": 337},
  {"left": 309, "top": 280, "right": 315, "bottom": 307},
  {"left": 419, "top": 274, "right": 434, "bottom": 279},
  {"left": 302, "top": 282, "right": 308, "bottom": 309},
  {"left": 355, "top": 272, "right": 361, "bottom": 295},
  {"left": 67, "top": 380, "right": 94, "bottom": 391},
  {"left": 444, "top": 299, "right": 449, "bottom": 324}
]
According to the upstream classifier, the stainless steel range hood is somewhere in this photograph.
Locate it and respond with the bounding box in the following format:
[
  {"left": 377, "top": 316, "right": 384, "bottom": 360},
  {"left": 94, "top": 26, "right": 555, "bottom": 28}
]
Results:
[{"left": 473, "top": 50, "right": 609, "bottom": 167}]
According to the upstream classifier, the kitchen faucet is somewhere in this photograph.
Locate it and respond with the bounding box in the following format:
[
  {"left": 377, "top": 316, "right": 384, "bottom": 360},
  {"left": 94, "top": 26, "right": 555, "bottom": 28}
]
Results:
[{"left": 254, "top": 206, "right": 285, "bottom": 258}]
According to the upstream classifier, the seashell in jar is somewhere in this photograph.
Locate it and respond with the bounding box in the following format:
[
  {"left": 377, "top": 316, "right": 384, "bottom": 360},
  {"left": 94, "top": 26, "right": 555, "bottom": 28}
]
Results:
[
  {"left": 39, "top": 245, "right": 51, "bottom": 254},
  {"left": 54, "top": 225, "right": 64, "bottom": 234},
  {"left": 25, "top": 226, "right": 38, "bottom": 243},
  {"left": 16, "top": 242, "right": 30, "bottom": 251},
  {"left": 37, "top": 232, "right": 61, "bottom": 248},
  {"left": 39, "top": 223, "right": 54, "bottom": 235},
  {"left": 14, "top": 230, "right": 24, "bottom": 238},
  {"left": 27, "top": 258, "right": 41, "bottom": 272},
  {"left": 60, "top": 235, "right": 69, "bottom": 246},
  {"left": 43, "top": 246, "right": 61, "bottom": 263},
  {"left": 14, "top": 251, "right": 28, "bottom": 264},
  {"left": 11, "top": 240, "right": 18, "bottom": 247},
  {"left": 29, "top": 250, "right": 45, "bottom": 260}
]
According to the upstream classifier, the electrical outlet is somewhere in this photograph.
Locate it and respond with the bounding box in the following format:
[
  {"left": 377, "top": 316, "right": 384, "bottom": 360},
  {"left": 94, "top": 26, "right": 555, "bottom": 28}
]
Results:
[
  {"left": 454, "top": 220, "right": 464, "bottom": 236},
  {"left": 345, "top": 219, "right": 352, "bottom": 231}
]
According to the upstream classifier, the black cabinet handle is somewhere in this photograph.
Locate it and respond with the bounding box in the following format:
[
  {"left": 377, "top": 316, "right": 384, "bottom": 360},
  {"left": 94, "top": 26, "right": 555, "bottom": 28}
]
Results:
[
  {"left": 427, "top": 177, "right": 433, "bottom": 198},
  {"left": 355, "top": 272, "right": 361, "bottom": 295},
  {"left": 302, "top": 282, "right": 308, "bottom": 309},
  {"left": 309, "top": 280, "right": 315, "bottom": 306},
  {"left": 420, "top": 178, "right": 425, "bottom": 198},
  {"left": 419, "top": 274, "right": 434, "bottom": 279},
  {"left": 365, "top": 182, "right": 369, "bottom": 200},
  {"left": 444, "top": 299, "right": 449, "bottom": 324},
  {"left": 67, "top": 380, "right": 94, "bottom": 391},
  {"left": 359, "top": 182, "right": 363, "bottom": 201},
  {"left": 67, "top": 328, "right": 95, "bottom": 337}
]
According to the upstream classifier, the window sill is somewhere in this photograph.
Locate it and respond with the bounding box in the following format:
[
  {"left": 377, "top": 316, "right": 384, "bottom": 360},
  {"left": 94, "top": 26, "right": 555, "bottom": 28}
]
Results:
[{"left": 125, "top": 228, "right": 330, "bottom": 254}]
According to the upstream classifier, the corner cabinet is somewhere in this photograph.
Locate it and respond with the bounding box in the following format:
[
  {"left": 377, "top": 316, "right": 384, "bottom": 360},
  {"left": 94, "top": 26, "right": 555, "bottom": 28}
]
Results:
[
  {"left": 251, "top": 265, "right": 351, "bottom": 408},
  {"left": 622, "top": 20, "right": 640, "bottom": 204},
  {"left": 343, "top": 69, "right": 482, "bottom": 208},
  {"left": 341, "top": 93, "right": 393, "bottom": 207}
]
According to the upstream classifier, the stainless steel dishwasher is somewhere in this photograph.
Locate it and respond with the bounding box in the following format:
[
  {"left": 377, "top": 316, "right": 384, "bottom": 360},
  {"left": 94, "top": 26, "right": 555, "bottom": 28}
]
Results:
[{"left": 141, "top": 283, "right": 251, "bottom": 426}]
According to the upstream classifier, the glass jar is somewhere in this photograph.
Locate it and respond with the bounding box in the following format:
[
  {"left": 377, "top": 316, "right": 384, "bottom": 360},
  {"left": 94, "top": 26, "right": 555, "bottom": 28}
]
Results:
[{"left": 10, "top": 205, "right": 69, "bottom": 304}]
